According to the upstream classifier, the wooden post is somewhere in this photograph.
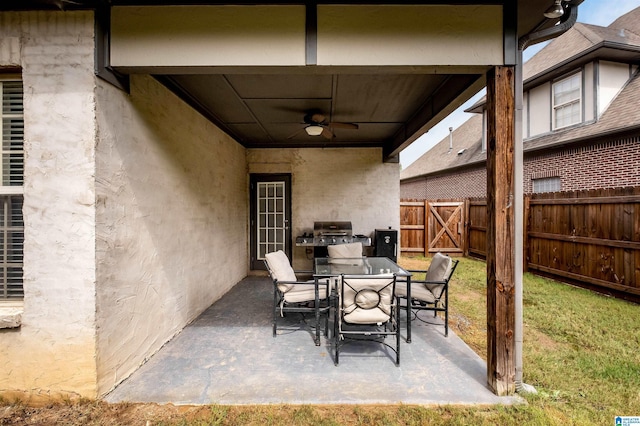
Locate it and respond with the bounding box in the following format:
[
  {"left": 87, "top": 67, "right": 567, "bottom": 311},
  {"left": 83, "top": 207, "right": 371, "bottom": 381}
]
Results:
[
  {"left": 485, "top": 66, "right": 516, "bottom": 396},
  {"left": 463, "top": 198, "right": 470, "bottom": 257},
  {"left": 424, "top": 200, "right": 429, "bottom": 257},
  {"left": 523, "top": 195, "right": 530, "bottom": 273}
]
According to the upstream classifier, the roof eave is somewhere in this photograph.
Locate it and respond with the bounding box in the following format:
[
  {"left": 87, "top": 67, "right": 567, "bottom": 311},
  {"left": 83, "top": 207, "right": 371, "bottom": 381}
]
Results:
[{"left": 523, "top": 124, "right": 640, "bottom": 155}]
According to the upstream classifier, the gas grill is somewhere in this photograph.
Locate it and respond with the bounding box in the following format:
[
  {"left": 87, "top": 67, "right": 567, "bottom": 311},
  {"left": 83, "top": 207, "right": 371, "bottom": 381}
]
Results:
[{"left": 296, "top": 221, "right": 371, "bottom": 257}]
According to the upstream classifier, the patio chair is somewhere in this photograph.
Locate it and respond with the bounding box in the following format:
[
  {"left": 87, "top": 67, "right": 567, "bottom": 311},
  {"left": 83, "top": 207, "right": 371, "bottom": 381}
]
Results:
[
  {"left": 327, "top": 242, "right": 363, "bottom": 258},
  {"left": 264, "top": 250, "right": 330, "bottom": 346},
  {"left": 326, "top": 242, "right": 365, "bottom": 286},
  {"left": 395, "top": 252, "right": 458, "bottom": 337},
  {"left": 334, "top": 274, "right": 400, "bottom": 365}
]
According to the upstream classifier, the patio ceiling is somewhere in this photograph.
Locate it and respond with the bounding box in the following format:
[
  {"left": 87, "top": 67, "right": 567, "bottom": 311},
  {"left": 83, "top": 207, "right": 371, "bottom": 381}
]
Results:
[{"left": 158, "top": 70, "right": 484, "bottom": 156}]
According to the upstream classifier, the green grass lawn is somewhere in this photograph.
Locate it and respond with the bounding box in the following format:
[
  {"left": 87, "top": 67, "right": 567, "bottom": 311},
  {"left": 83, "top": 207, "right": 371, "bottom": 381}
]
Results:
[
  {"left": 410, "top": 255, "right": 640, "bottom": 425},
  {"left": 2, "top": 255, "right": 638, "bottom": 425}
]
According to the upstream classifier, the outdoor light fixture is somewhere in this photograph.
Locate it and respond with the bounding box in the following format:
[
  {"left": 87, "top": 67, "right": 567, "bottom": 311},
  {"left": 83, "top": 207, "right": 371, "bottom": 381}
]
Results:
[
  {"left": 305, "top": 125, "right": 324, "bottom": 136},
  {"left": 543, "top": 0, "right": 564, "bottom": 19}
]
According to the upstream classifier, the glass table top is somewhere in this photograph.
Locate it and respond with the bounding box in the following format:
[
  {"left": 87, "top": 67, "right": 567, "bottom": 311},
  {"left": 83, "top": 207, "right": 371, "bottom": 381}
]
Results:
[{"left": 314, "top": 257, "right": 410, "bottom": 277}]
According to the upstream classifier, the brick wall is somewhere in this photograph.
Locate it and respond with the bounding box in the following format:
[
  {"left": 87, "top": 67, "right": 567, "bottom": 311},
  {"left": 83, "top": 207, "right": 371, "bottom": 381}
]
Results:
[
  {"left": 400, "top": 166, "right": 487, "bottom": 199},
  {"left": 401, "top": 137, "right": 640, "bottom": 198},
  {"left": 524, "top": 137, "right": 640, "bottom": 193}
]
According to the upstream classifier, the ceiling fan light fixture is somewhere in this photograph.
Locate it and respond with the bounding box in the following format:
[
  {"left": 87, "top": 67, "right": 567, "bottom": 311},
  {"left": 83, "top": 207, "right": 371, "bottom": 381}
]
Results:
[
  {"left": 543, "top": 0, "right": 564, "bottom": 19},
  {"left": 305, "top": 125, "right": 324, "bottom": 136}
]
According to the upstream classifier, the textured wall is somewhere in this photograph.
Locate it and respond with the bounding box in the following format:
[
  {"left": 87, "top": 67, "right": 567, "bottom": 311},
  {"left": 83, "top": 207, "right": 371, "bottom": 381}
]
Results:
[
  {"left": 247, "top": 148, "right": 400, "bottom": 271},
  {"left": 0, "top": 11, "right": 98, "bottom": 399},
  {"left": 95, "top": 75, "right": 248, "bottom": 395}
]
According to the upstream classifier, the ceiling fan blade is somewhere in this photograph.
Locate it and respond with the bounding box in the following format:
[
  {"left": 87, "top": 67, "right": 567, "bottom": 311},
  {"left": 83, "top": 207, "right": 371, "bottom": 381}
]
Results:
[
  {"left": 287, "top": 127, "right": 306, "bottom": 139},
  {"left": 328, "top": 122, "right": 359, "bottom": 130},
  {"left": 321, "top": 127, "right": 334, "bottom": 139}
]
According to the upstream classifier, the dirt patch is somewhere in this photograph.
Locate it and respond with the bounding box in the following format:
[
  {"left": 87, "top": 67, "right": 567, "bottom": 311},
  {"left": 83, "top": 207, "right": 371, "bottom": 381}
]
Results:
[
  {"left": 524, "top": 325, "right": 565, "bottom": 352},
  {"left": 0, "top": 401, "right": 198, "bottom": 426},
  {"left": 0, "top": 402, "right": 448, "bottom": 425}
]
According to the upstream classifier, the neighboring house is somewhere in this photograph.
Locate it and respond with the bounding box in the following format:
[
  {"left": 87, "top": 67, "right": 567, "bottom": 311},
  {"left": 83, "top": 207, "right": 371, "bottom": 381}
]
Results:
[{"left": 401, "top": 7, "right": 640, "bottom": 199}]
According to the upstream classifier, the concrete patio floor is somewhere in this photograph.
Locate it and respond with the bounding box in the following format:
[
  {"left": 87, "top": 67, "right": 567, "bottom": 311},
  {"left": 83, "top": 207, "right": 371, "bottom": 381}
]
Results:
[{"left": 105, "top": 276, "right": 520, "bottom": 406}]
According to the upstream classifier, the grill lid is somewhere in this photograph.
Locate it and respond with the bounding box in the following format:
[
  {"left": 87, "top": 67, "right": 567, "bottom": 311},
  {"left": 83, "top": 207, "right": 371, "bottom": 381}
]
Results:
[{"left": 314, "top": 221, "right": 353, "bottom": 236}]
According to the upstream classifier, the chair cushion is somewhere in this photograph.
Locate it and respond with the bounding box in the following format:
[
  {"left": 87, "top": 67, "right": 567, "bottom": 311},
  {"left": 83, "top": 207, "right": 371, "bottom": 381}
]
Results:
[
  {"left": 341, "top": 275, "right": 394, "bottom": 324},
  {"left": 424, "top": 253, "right": 453, "bottom": 299},
  {"left": 395, "top": 281, "right": 437, "bottom": 303},
  {"left": 265, "top": 250, "right": 297, "bottom": 292},
  {"left": 327, "top": 242, "right": 363, "bottom": 258},
  {"left": 425, "top": 252, "right": 452, "bottom": 282},
  {"left": 283, "top": 282, "right": 328, "bottom": 303},
  {"left": 395, "top": 253, "right": 451, "bottom": 301}
]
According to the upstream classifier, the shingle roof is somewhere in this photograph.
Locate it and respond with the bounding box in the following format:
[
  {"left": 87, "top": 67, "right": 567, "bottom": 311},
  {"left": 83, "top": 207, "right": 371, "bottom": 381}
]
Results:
[
  {"left": 609, "top": 6, "right": 640, "bottom": 34},
  {"left": 524, "top": 22, "right": 640, "bottom": 80},
  {"left": 401, "top": 114, "right": 483, "bottom": 180}
]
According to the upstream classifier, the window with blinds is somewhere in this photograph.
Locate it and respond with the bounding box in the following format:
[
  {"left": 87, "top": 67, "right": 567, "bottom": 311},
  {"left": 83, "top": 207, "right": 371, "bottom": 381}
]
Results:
[
  {"left": 532, "top": 176, "right": 561, "bottom": 193},
  {"left": 1, "top": 79, "right": 24, "bottom": 300},
  {"left": 553, "top": 72, "right": 581, "bottom": 130}
]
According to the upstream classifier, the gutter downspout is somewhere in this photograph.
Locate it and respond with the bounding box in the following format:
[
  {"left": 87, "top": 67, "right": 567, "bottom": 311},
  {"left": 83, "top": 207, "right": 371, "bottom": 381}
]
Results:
[{"left": 514, "top": 0, "right": 583, "bottom": 395}]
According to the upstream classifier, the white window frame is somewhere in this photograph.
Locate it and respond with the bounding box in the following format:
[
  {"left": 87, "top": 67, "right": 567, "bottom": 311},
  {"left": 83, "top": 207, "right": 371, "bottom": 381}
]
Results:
[
  {"left": 0, "top": 76, "right": 24, "bottom": 301},
  {"left": 532, "top": 176, "right": 561, "bottom": 194},
  {"left": 552, "top": 72, "right": 582, "bottom": 130}
]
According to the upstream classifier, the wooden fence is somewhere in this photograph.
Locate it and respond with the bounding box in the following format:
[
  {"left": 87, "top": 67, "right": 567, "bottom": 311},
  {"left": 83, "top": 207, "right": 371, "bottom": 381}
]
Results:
[{"left": 401, "top": 187, "right": 640, "bottom": 301}]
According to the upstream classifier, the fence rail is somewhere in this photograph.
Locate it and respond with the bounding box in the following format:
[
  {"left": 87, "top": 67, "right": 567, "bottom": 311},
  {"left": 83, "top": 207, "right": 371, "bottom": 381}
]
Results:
[{"left": 401, "top": 186, "right": 640, "bottom": 302}]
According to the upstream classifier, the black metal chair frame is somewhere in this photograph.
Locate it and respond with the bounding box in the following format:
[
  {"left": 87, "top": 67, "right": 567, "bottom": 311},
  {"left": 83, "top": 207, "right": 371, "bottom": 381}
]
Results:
[
  {"left": 333, "top": 274, "right": 400, "bottom": 366},
  {"left": 265, "top": 261, "right": 331, "bottom": 346},
  {"left": 401, "top": 259, "right": 459, "bottom": 338}
]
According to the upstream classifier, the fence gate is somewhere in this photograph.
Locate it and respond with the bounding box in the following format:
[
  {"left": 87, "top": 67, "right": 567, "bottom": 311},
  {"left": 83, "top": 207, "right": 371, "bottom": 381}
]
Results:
[{"left": 427, "top": 201, "right": 464, "bottom": 255}]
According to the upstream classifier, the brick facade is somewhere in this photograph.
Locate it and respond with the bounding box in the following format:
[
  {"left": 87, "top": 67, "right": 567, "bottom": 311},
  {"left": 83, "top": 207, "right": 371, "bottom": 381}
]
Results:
[
  {"left": 401, "top": 166, "right": 486, "bottom": 199},
  {"left": 523, "top": 137, "right": 640, "bottom": 193},
  {"left": 401, "top": 137, "right": 640, "bottom": 198}
]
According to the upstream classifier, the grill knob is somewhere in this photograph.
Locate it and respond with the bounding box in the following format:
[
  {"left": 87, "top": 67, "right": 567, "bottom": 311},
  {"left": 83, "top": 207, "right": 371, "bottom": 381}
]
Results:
[{"left": 331, "top": 238, "right": 336, "bottom": 244}]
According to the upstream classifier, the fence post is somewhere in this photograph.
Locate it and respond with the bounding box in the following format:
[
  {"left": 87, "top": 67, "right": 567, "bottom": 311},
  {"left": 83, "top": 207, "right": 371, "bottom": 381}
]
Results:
[
  {"left": 523, "top": 195, "right": 530, "bottom": 273},
  {"left": 463, "top": 198, "right": 470, "bottom": 257},
  {"left": 424, "top": 200, "right": 429, "bottom": 257}
]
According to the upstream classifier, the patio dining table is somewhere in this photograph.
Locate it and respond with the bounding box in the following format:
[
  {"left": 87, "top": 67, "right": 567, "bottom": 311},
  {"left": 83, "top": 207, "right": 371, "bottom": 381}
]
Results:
[{"left": 313, "top": 257, "right": 415, "bottom": 342}]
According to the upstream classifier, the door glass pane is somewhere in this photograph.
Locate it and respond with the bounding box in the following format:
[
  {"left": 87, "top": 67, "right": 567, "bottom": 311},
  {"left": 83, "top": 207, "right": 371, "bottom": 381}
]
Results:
[{"left": 256, "top": 181, "right": 287, "bottom": 260}]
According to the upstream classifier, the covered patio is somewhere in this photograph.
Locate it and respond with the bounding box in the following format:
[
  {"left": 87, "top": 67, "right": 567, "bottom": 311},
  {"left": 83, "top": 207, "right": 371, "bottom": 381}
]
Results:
[
  {"left": 105, "top": 276, "right": 519, "bottom": 405},
  {"left": 0, "top": 0, "right": 584, "bottom": 402}
]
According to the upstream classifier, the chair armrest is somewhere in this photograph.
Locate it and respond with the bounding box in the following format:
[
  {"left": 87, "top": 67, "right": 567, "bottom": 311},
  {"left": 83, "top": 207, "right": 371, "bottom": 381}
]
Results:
[{"left": 411, "top": 279, "right": 447, "bottom": 285}]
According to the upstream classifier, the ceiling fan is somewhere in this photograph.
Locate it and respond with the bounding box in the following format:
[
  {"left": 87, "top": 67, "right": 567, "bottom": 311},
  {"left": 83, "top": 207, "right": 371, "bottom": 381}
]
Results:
[{"left": 288, "top": 110, "right": 359, "bottom": 140}]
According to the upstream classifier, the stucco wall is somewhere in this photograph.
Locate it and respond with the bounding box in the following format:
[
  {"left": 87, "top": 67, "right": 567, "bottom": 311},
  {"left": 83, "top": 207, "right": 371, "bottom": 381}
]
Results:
[
  {"left": 528, "top": 81, "right": 551, "bottom": 137},
  {"left": 0, "top": 11, "right": 98, "bottom": 399},
  {"left": 598, "top": 61, "right": 632, "bottom": 116},
  {"left": 95, "top": 74, "right": 248, "bottom": 395},
  {"left": 247, "top": 148, "right": 400, "bottom": 271}
]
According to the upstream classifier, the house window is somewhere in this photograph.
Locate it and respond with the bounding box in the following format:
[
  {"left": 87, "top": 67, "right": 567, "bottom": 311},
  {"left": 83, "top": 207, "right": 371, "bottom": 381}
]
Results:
[
  {"left": 1, "top": 79, "right": 24, "bottom": 300},
  {"left": 532, "top": 176, "right": 561, "bottom": 193},
  {"left": 553, "top": 73, "right": 581, "bottom": 129}
]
